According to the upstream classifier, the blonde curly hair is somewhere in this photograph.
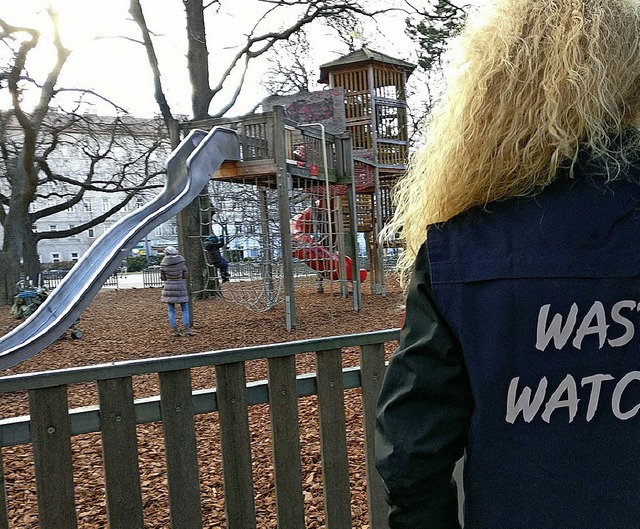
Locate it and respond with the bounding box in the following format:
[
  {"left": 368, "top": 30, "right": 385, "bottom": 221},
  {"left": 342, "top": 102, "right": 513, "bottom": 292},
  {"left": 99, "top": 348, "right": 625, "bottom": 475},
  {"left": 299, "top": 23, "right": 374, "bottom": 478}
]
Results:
[{"left": 385, "top": 0, "right": 640, "bottom": 286}]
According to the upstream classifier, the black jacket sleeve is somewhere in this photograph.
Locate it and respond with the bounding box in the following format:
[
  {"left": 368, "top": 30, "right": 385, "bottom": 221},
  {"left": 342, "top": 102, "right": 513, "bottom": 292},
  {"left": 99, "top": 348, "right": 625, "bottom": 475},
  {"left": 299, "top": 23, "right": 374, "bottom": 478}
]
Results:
[{"left": 375, "top": 242, "right": 473, "bottom": 529}]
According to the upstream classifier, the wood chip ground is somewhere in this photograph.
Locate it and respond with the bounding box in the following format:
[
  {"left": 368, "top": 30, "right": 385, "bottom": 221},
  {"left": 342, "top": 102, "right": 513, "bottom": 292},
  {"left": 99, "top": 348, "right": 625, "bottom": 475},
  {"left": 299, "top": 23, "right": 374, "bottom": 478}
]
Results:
[{"left": 0, "top": 278, "right": 404, "bottom": 528}]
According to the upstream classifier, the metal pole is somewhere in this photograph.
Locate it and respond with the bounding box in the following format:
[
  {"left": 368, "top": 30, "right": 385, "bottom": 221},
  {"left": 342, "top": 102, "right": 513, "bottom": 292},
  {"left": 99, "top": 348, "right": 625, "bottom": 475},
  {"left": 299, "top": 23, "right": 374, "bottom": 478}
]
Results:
[
  {"left": 299, "top": 123, "right": 335, "bottom": 320},
  {"left": 273, "top": 106, "right": 297, "bottom": 330},
  {"left": 144, "top": 234, "right": 151, "bottom": 265}
]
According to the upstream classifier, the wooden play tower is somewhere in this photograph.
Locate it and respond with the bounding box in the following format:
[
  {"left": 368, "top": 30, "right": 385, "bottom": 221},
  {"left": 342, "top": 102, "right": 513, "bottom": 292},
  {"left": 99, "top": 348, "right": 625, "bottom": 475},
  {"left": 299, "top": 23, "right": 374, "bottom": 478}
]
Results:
[
  {"left": 179, "top": 48, "right": 415, "bottom": 329},
  {"left": 318, "top": 47, "right": 415, "bottom": 295},
  {"left": 182, "top": 106, "right": 362, "bottom": 331}
]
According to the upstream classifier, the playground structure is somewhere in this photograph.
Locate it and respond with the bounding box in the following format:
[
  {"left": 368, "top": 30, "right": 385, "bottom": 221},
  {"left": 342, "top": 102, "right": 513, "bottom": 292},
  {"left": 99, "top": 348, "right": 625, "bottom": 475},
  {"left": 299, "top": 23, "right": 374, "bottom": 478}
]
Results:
[
  {"left": 183, "top": 48, "right": 415, "bottom": 328},
  {"left": 0, "top": 46, "right": 414, "bottom": 367},
  {"left": 183, "top": 107, "right": 368, "bottom": 329}
]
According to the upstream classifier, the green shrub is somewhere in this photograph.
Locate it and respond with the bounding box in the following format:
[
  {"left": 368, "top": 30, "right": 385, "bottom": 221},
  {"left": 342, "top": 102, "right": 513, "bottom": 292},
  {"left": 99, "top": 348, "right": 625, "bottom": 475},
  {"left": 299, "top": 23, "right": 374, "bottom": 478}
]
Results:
[{"left": 125, "top": 256, "right": 148, "bottom": 272}]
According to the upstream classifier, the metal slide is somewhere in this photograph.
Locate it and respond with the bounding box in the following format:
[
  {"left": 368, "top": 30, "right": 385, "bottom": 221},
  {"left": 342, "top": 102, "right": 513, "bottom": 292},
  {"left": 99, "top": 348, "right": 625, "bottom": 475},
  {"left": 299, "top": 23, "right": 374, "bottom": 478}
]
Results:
[{"left": 0, "top": 127, "right": 240, "bottom": 370}]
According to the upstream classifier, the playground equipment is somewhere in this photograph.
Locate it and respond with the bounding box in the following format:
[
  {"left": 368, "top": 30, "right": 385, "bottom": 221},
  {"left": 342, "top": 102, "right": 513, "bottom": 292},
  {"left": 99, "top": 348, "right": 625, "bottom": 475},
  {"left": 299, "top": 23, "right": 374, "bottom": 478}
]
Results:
[
  {"left": 0, "top": 46, "right": 415, "bottom": 366},
  {"left": 290, "top": 202, "right": 367, "bottom": 283},
  {"left": 0, "top": 108, "right": 372, "bottom": 369},
  {"left": 0, "top": 127, "right": 241, "bottom": 370},
  {"left": 183, "top": 106, "right": 370, "bottom": 329}
]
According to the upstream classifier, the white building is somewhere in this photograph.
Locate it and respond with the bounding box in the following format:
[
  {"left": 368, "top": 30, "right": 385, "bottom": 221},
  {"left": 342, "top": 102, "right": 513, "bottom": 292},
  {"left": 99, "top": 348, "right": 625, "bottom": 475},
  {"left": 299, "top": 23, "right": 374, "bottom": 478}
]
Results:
[{"left": 1, "top": 112, "right": 179, "bottom": 266}]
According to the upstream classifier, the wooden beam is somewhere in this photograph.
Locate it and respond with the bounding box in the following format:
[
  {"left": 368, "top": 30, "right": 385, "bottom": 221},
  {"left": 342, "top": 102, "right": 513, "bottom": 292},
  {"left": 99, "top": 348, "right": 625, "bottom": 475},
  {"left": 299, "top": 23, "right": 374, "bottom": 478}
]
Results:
[{"left": 212, "top": 160, "right": 278, "bottom": 179}]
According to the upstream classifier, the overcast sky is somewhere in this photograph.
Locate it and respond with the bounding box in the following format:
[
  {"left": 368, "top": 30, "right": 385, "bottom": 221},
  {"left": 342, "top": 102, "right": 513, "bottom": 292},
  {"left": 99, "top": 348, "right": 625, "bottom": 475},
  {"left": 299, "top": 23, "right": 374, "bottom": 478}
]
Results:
[{"left": 3, "top": 0, "right": 434, "bottom": 118}]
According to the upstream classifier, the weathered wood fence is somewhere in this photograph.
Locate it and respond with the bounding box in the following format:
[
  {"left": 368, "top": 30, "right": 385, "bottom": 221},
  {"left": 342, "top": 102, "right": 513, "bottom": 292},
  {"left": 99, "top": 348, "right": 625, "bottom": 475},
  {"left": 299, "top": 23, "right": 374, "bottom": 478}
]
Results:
[{"left": 0, "top": 329, "right": 400, "bottom": 529}]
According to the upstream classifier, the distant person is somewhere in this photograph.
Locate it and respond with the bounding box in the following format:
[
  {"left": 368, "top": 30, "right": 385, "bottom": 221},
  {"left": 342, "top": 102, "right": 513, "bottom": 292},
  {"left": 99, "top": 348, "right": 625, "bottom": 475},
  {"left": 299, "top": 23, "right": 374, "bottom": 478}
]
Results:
[
  {"left": 376, "top": 1, "right": 640, "bottom": 528},
  {"left": 160, "top": 246, "right": 195, "bottom": 337},
  {"left": 204, "top": 233, "right": 230, "bottom": 282}
]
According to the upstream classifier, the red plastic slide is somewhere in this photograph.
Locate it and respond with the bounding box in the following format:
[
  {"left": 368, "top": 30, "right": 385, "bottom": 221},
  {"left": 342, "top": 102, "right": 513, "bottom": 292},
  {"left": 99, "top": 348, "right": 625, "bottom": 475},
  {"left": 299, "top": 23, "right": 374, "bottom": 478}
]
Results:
[{"left": 290, "top": 207, "right": 367, "bottom": 283}]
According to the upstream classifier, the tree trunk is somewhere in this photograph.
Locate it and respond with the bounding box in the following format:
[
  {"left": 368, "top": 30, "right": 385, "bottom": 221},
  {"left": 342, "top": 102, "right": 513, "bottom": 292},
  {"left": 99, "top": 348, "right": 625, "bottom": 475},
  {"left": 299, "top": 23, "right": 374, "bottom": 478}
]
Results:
[
  {"left": 183, "top": 0, "right": 212, "bottom": 118},
  {"left": 182, "top": 0, "right": 214, "bottom": 302},
  {"left": 0, "top": 252, "right": 20, "bottom": 305},
  {"left": 178, "top": 191, "right": 208, "bottom": 302},
  {"left": 1, "top": 157, "right": 38, "bottom": 303},
  {"left": 23, "top": 230, "right": 42, "bottom": 286}
]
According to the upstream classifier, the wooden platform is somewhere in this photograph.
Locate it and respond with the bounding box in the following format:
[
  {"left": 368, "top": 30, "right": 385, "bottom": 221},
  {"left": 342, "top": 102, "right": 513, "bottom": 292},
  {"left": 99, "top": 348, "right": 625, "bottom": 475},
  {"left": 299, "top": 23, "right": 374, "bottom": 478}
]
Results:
[{"left": 212, "top": 160, "right": 340, "bottom": 189}]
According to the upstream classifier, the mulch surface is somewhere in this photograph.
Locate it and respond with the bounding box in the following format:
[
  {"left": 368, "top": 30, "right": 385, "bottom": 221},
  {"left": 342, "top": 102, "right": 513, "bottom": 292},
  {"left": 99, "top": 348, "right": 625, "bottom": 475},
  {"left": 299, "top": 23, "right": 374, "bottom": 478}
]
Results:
[{"left": 0, "top": 278, "right": 404, "bottom": 528}]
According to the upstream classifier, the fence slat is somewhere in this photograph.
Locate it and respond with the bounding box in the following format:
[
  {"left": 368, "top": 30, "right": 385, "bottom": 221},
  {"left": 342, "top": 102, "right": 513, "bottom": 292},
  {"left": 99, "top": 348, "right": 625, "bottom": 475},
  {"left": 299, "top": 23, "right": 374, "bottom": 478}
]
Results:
[
  {"left": 28, "top": 386, "right": 77, "bottom": 529},
  {"left": 97, "top": 377, "right": 144, "bottom": 528},
  {"left": 159, "top": 369, "right": 203, "bottom": 529},
  {"left": 215, "top": 362, "right": 256, "bottom": 529},
  {"left": 316, "top": 348, "right": 352, "bottom": 529},
  {"left": 0, "top": 446, "right": 7, "bottom": 529},
  {"left": 267, "top": 356, "right": 305, "bottom": 528},
  {"left": 360, "top": 343, "right": 388, "bottom": 529}
]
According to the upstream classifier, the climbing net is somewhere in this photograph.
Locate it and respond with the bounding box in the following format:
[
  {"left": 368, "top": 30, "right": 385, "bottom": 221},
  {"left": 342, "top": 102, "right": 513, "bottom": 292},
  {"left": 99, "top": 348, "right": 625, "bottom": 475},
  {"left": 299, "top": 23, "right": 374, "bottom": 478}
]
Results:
[
  {"left": 196, "top": 177, "right": 283, "bottom": 311},
  {"left": 196, "top": 172, "right": 358, "bottom": 312}
]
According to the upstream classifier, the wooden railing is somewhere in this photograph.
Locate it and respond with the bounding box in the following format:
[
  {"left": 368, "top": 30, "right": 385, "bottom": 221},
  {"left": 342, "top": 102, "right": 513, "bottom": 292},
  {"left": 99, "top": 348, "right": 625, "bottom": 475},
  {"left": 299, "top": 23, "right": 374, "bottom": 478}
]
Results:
[
  {"left": 182, "top": 110, "right": 344, "bottom": 181},
  {"left": 0, "top": 329, "right": 400, "bottom": 529}
]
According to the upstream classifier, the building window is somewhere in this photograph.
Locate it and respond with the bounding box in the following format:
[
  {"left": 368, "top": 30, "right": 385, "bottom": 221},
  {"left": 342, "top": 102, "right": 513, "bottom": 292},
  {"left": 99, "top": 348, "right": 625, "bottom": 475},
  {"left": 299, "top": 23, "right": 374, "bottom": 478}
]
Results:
[
  {"left": 68, "top": 204, "right": 76, "bottom": 212},
  {"left": 154, "top": 225, "right": 163, "bottom": 236},
  {"left": 136, "top": 197, "right": 144, "bottom": 209},
  {"left": 71, "top": 252, "right": 79, "bottom": 263},
  {"left": 52, "top": 253, "right": 60, "bottom": 263},
  {"left": 102, "top": 198, "right": 110, "bottom": 212},
  {"left": 49, "top": 224, "right": 57, "bottom": 232},
  {"left": 69, "top": 224, "right": 77, "bottom": 238},
  {"left": 235, "top": 223, "right": 243, "bottom": 234},
  {"left": 88, "top": 228, "right": 95, "bottom": 238},
  {"left": 32, "top": 224, "right": 37, "bottom": 232},
  {"left": 84, "top": 199, "right": 93, "bottom": 212}
]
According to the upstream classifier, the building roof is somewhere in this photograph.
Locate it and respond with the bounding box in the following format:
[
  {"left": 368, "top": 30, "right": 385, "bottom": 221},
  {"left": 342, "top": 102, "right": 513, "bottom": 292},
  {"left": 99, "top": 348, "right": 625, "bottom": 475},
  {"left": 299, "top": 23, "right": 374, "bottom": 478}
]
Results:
[{"left": 318, "top": 47, "right": 416, "bottom": 83}]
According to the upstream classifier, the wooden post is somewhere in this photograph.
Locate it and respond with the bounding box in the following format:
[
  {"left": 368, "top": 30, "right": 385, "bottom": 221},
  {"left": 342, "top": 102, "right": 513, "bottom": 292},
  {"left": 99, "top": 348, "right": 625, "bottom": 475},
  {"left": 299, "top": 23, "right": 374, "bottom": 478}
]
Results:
[
  {"left": 341, "top": 135, "right": 362, "bottom": 310},
  {"left": 368, "top": 64, "right": 386, "bottom": 297},
  {"left": 29, "top": 386, "right": 77, "bottom": 529},
  {"left": 316, "top": 349, "right": 352, "bottom": 529},
  {"left": 273, "top": 106, "right": 296, "bottom": 330},
  {"left": 360, "top": 344, "right": 388, "bottom": 528},
  {"left": 215, "top": 362, "right": 257, "bottom": 529},
  {"left": 0, "top": 443, "right": 7, "bottom": 529},
  {"left": 98, "top": 377, "right": 144, "bottom": 528},
  {"left": 267, "top": 356, "right": 305, "bottom": 527},
  {"left": 334, "top": 196, "right": 349, "bottom": 298},
  {"left": 159, "top": 370, "right": 203, "bottom": 528},
  {"left": 258, "top": 187, "right": 276, "bottom": 309}
]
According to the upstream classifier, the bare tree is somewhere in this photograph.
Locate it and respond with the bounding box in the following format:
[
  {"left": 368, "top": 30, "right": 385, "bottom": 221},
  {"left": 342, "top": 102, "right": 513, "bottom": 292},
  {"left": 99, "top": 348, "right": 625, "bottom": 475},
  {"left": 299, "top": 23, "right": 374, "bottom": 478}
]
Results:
[
  {"left": 129, "top": 0, "right": 406, "bottom": 298},
  {"left": 260, "top": 9, "right": 368, "bottom": 98},
  {"left": 262, "top": 32, "right": 315, "bottom": 96},
  {"left": 0, "top": 11, "right": 170, "bottom": 304}
]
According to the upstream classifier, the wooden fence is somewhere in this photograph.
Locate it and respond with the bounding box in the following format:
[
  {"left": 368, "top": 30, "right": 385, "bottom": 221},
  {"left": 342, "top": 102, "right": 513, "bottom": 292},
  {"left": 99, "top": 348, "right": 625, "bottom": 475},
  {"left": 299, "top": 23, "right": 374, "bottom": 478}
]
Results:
[{"left": 0, "top": 329, "right": 400, "bottom": 529}]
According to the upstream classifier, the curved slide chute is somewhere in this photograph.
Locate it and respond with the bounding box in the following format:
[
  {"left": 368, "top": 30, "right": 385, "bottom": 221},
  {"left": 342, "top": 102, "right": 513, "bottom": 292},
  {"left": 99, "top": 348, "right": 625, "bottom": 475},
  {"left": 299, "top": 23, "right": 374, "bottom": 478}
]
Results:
[
  {"left": 0, "top": 127, "right": 240, "bottom": 370},
  {"left": 290, "top": 207, "right": 367, "bottom": 283}
]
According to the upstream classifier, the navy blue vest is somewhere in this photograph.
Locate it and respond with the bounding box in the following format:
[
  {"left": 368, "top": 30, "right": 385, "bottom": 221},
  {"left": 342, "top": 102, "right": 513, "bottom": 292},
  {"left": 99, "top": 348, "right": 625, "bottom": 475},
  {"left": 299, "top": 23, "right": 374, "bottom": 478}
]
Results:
[{"left": 427, "top": 166, "right": 640, "bottom": 528}]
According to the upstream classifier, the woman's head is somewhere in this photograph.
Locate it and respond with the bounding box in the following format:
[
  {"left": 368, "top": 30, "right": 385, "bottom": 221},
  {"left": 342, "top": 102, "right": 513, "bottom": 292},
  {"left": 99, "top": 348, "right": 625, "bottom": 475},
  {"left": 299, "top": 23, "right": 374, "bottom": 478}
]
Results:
[{"left": 386, "top": 0, "right": 640, "bottom": 284}]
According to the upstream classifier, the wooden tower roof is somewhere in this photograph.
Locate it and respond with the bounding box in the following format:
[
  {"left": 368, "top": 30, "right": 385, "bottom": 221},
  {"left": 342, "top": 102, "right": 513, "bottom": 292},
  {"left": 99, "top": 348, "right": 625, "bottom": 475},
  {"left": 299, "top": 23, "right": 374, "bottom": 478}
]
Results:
[{"left": 318, "top": 47, "right": 416, "bottom": 84}]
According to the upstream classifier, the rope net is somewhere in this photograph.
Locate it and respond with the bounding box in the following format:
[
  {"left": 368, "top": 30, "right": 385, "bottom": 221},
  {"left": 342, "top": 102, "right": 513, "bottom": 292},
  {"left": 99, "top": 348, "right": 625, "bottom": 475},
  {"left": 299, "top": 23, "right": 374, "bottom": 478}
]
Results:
[{"left": 197, "top": 172, "right": 362, "bottom": 312}]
